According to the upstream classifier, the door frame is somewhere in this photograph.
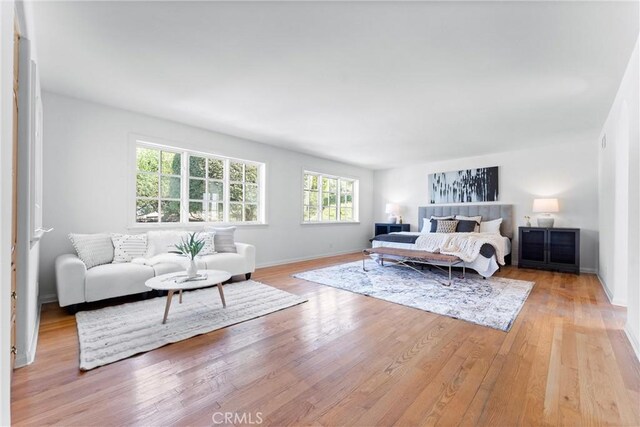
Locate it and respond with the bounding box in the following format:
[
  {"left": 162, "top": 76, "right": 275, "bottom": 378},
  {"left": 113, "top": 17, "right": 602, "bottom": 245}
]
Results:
[
  {"left": 10, "top": 16, "right": 19, "bottom": 372},
  {"left": 1, "top": 2, "right": 18, "bottom": 425}
]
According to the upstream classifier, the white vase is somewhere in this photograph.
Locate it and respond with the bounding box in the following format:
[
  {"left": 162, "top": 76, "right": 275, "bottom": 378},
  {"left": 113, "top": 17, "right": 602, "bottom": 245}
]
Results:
[{"left": 186, "top": 259, "right": 198, "bottom": 278}]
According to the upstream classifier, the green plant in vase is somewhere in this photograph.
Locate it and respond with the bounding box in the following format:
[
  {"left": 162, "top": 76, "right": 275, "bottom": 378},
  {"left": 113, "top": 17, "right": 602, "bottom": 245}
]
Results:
[{"left": 170, "top": 232, "right": 205, "bottom": 278}]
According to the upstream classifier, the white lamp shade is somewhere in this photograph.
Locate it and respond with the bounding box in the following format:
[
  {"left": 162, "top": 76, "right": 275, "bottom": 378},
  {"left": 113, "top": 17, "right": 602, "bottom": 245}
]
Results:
[
  {"left": 385, "top": 203, "right": 400, "bottom": 214},
  {"left": 532, "top": 198, "right": 559, "bottom": 213}
]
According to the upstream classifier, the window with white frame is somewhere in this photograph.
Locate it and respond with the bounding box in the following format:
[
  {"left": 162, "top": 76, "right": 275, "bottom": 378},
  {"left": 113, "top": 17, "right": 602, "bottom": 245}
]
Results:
[
  {"left": 136, "top": 146, "right": 182, "bottom": 223},
  {"left": 303, "top": 171, "right": 358, "bottom": 223},
  {"left": 188, "top": 155, "right": 225, "bottom": 222},
  {"left": 229, "top": 161, "right": 260, "bottom": 222},
  {"left": 134, "top": 141, "right": 264, "bottom": 225}
]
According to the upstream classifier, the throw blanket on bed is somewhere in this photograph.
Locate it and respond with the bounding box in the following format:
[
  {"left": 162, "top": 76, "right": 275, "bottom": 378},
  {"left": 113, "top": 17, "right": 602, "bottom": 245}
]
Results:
[{"left": 414, "top": 233, "right": 506, "bottom": 265}]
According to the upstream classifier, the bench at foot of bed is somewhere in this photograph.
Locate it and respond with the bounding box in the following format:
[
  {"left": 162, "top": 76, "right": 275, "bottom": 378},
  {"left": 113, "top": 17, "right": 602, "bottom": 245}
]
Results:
[{"left": 363, "top": 247, "right": 465, "bottom": 286}]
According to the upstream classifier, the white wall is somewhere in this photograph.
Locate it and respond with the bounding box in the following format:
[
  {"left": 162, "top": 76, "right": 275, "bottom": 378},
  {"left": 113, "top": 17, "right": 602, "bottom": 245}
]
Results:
[
  {"left": 0, "top": 1, "right": 15, "bottom": 423},
  {"left": 599, "top": 37, "right": 640, "bottom": 359},
  {"left": 373, "top": 140, "right": 600, "bottom": 272},
  {"left": 39, "top": 92, "right": 374, "bottom": 300},
  {"left": 13, "top": 1, "right": 43, "bottom": 368}
]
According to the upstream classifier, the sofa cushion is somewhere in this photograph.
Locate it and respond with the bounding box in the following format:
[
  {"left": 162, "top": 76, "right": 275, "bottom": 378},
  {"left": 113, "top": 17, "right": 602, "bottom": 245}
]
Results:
[
  {"left": 85, "top": 263, "right": 154, "bottom": 302},
  {"left": 201, "top": 252, "right": 246, "bottom": 276},
  {"left": 146, "top": 230, "right": 190, "bottom": 257},
  {"left": 151, "top": 262, "right": 186, "bottom": 276},
  {"left": 151, "top": 259, "right": 206, "bottom": 276}
]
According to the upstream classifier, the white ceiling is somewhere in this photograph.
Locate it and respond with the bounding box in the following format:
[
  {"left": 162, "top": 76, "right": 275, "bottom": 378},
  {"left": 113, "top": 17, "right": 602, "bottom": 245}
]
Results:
[{"left": 30, "top": 1, "right": 639, "bottom": 169}]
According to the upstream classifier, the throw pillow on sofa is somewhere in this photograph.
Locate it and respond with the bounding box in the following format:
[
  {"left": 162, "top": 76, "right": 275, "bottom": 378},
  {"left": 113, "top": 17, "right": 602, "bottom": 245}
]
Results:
[
  {"left": 208, "top": 226, "right": 237, "bottom": 253},
  {"left": 68, "top": 233, "right": 114, "bottom": 269},
  {"left": 112, "top": 234, "right": 148, "bottom": 263},
  {"left": 198, "top": 232, "right": 216, "bottom": 256}
]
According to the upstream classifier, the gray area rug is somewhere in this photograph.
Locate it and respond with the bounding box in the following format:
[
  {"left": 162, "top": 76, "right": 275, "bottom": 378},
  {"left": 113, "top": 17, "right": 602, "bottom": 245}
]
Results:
[
  {"left": 76, "top": 280, "right": 307, "bottom": 370},
  {"left": 293, "top": 260, "right": 533, "bottom": 331}
]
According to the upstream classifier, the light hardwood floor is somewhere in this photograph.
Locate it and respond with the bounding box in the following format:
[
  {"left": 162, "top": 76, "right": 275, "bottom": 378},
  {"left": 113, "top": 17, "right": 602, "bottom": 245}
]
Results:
[{"left": 11, "top": 253, "right": 640, "bottom": 426}]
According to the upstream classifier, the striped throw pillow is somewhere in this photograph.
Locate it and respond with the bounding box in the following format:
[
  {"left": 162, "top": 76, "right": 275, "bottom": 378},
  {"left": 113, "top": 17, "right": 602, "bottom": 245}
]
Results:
[
  {"left": 436, "top": 220, "right": 459, "bottom": 234},
  {"left": 209, "top": 227, "right": 237, "bottom": 253},
  {"left": 111, "top": 234, "right": 148, "bottom": 263}
]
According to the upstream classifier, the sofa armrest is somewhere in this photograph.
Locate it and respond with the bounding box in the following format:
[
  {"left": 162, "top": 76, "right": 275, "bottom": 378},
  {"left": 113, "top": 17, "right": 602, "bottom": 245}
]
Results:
[
  {"left": 55, "top": 254, "right": 87, "bottom": 307},
  {"left": 235, "top": 243, "right": 256, "bottom": 273}
]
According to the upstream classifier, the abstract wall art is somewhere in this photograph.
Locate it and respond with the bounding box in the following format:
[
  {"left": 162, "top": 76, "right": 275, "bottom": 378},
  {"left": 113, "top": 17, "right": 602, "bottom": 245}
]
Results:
[{"left": 429, "top": 166, "right": 499, "bottom": 204}]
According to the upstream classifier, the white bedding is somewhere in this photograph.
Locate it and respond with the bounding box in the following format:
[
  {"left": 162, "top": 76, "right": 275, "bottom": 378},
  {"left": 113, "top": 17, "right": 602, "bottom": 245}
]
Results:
[{"left": 371, "top": 232, "right": 511, "bottom": 277}]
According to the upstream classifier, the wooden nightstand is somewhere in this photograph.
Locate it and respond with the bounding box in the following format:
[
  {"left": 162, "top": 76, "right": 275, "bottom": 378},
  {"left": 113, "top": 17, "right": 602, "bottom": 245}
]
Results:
[{"left": 518, "top": 227, "right": 580, "bottom": 274}]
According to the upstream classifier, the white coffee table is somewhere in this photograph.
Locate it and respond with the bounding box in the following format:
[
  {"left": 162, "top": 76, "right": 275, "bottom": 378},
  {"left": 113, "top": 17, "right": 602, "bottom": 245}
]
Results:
[{"left": 145, "top": 269, "right": 232, "bottom": 324}]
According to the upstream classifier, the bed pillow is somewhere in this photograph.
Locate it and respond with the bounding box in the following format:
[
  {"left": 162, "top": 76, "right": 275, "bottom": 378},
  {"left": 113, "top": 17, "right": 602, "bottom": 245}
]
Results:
[
  {"left": 428, "top": 216, "right": 454, "bottom": 233},
  {"left": 479, "top": 218, "right": 503, "bottom": 234},
  {"left": 455, "top": 215, "right": 482, "bottom": 222},
  {"left": 208, "top": 226, "right": 237, "bottom": 253},
  {"left": 436, "top": 220, "right": 459, "bottom": 233},
  {"left": 455, "top": 215, "right": 482, "bottom": 232},
  {"left": 111, "top": 234, "right": 148, "bottom": 263},
  {"left": 68, "top": 233, "right": 114, "bottom": 269},
  {"left": 456, "top": 220, "right": 480, "bottom": 233},
  {"left": 421, "top": 218, "right": 433, "bottom": 233}
]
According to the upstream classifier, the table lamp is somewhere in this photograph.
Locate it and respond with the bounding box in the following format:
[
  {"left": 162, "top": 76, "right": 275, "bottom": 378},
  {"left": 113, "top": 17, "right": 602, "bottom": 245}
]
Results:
[
  {"left": 532, "top": 198, "right": 559, "bottom": 228},
  {"left": 385, "top": 203, "right": 400, "bottom": 223}
]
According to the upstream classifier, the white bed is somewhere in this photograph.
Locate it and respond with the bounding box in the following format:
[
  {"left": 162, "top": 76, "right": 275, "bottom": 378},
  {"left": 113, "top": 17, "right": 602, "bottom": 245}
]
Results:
[{"left": 371, "top": 231, "right": 511, "bottom": 277}]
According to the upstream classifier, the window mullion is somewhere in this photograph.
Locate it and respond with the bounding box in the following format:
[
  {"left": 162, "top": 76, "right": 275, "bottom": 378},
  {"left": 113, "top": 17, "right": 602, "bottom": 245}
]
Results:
[
  {"left": 180, "top": 151, "right": 188, "bottom": 223},
  {"left": 337, "top": 180, "right": 342, "bottom": 221},
  {"left": 243, "top": 164, "right": 247, "bottom": 222},
  {"left": 318, "top": 175, "right": 323, "bottom": 223},
  {"left": 204, "top": 158, "right": 209, "bottom": 221},
  {"left": 157, "top": 151, "right": 162, "bottom": 223},
  {"left": 224, "top": 159, "right": 230, "bottom": 223}
]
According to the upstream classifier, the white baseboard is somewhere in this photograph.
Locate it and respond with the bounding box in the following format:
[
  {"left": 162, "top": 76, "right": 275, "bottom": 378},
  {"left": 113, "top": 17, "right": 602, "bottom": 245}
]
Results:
[
  {"left": 624, "top": 323, "right": 640, "bottom": 362},
  {"left": 511, "top": 261, "right": 597, "bottom": 275},
  {"left": 612, "top": 297, "right": 628, "bottom": 306},
  {"left": 598, "top": 274, "right": 614, "bottom": 303},
  {"left": 14, "top": 301, "right": 41, "bottom": 368},
  {"left": 597, "top": 275, "right": 627, "bottom": 307},
  {"left": 256, "top": 248, "right": 365, "bottom": 269},
  {"left": 39, "top": 293, "right": 58, "bottom": 304}
]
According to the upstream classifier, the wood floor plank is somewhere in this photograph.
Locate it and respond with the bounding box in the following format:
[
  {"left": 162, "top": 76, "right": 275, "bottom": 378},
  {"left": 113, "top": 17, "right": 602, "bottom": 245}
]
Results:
[{"left": 10, "top": 253, "right": 640, "bottom": 426}]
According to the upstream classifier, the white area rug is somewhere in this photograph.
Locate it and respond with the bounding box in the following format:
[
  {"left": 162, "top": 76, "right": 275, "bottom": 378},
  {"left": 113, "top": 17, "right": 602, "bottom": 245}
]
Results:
[
  {"left": 76, "top": 280, "right": 307, "bottom": 370},
  {"left": 294, "top": 260, "right": 534, "bottom": 331}
]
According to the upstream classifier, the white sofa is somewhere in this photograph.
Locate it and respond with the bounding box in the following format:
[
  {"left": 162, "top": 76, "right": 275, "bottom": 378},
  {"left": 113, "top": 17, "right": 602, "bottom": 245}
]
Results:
[{"left": 55, "top": 242, "right": 255, "bottom": 308}]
